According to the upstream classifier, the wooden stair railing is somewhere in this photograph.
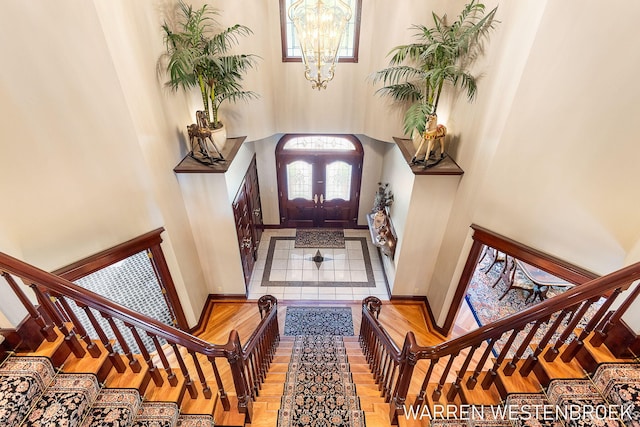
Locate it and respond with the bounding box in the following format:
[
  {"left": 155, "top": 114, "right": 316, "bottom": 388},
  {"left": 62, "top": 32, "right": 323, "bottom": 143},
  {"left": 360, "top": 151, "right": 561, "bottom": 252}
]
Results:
[
  {"left": 0, "top": 251, "right": 280, "bottom": 424},
  {"left": 359, "top": 260, "right": 640, "bottom": 425}
]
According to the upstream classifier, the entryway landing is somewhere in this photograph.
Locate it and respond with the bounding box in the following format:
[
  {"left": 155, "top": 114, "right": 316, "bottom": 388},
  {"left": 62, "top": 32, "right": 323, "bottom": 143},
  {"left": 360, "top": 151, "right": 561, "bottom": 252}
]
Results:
[{"left": 246, "top": 229, "right": 390, "bottom": 301}]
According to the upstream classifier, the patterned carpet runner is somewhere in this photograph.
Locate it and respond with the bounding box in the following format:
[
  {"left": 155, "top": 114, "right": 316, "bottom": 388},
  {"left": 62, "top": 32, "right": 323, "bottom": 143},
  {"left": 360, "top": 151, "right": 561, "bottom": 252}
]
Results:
[
  {"left": 278, "top": 335, "right": 365, "bottom": 427},
  {"left": 279, "top": 306, "right": 364, "bottom": 426},
  {"left": 284, "top": 307, "right": 354, "bottom": 336},
  {"left": 294, "top": 229, "right": 345, "bottom": 248},
  {"left": 0, "top": 356, "right": 213, "bottom": 427}
]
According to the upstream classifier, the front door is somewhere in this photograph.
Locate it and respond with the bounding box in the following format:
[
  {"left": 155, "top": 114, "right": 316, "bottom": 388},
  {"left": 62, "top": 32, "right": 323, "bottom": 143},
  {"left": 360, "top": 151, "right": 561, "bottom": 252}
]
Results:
[{"left": 276, "top": 135, "right": 363, "bottom": 228}]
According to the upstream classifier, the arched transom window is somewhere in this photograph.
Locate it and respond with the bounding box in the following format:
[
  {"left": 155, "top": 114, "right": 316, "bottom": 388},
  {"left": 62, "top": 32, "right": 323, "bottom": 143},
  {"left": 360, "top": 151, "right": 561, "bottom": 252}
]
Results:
[{"left": 282, "top": 135, "right": 357, "bottom": 151}]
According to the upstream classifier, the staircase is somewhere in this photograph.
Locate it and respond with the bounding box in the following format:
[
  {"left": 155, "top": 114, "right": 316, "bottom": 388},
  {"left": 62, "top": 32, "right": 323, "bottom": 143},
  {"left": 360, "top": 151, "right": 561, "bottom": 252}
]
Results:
[
  {"left": 3, "top": 249, "right": 640, "bottom": 426},
  {"left": 2, "top": 315, "right": 640, "bottom": 427}
]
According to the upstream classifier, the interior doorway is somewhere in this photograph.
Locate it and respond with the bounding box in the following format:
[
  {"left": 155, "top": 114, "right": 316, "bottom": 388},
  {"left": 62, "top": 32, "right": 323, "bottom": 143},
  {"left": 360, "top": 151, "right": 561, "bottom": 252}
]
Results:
[{"left": 276, "top": 134, "right": 363, "bottom": 228}]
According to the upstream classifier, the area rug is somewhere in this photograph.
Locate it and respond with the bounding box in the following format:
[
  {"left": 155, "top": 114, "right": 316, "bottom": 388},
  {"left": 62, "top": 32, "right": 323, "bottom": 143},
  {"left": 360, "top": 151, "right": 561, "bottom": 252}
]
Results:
[
  {"left": 284, "top": 307, "right": 354, "bottom": 336},
  {"left": 277, "top": 335, "right": 365, "bottom": 427},
  {"left": 466, "top": 252, "right": 602, "bottom": 357},
  {"left": 261, "top": 237, "right": 376, "bottom": 288},
  {"left": 295, "top": 229, "right": 345, "bottom": 248}
]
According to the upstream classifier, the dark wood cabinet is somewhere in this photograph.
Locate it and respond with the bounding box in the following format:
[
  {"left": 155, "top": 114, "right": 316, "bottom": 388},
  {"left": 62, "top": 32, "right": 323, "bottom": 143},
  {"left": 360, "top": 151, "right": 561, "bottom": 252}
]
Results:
[{"left": 232, "top": 155, "right": 263, "bottom": 290}]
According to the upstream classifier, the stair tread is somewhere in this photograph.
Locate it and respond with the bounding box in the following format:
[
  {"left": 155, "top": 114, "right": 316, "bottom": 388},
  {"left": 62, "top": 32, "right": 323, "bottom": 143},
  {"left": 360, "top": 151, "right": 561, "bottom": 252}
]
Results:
[
  {"left": 534, "top": 344, "right": 586, "bottom": 380},
  {"left": 214, "top": 395, "right": 246, "bottom": 426},
  {"left": 61, "top": 340, "right": 110, "bottom": 376},
  {"left": 103, "top": 354, "right": 150, "bottom": 390},
  {"left": 180, "top": 382, "right": 216, "bottom": 414},
  {"left": 458, "top": 372, "right": 502, "bottom": 405},
  {"left": 495, "top": 359, "right": 543, "bottom": 395},
  {"left": 143, "top": 369, "right": 186, "bottom": 403}
]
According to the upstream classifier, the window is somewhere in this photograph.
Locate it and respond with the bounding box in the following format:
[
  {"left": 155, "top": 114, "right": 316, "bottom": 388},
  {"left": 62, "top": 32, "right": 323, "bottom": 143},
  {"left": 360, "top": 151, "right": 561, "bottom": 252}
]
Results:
[
  {"left": 283, "top": 135, "right": 356, "bottom": 151},
  {"left": 325, "top": 161, "right": 352, "bottom": 201},
  {"left": 280, "top": 0, "right": 361, "bottom": 62},
  {"left": 286, "top": 160, "right": 313, "bottom": 200}
]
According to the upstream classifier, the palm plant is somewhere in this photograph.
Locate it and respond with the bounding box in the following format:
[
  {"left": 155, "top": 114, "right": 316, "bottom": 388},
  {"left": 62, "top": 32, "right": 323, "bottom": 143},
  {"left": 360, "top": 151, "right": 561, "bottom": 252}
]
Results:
[
  {"left": 371, "top": 1, "right": 498, "bottom": 135},
  {"left": 161, "top": 1, "right": 258, "bottom": 129}
]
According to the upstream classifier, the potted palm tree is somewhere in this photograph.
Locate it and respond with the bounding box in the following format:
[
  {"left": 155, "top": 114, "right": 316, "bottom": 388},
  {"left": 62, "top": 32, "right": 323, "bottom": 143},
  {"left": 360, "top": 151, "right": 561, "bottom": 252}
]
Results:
[
  {"left": 371, "top": 1, "right": 498, "bottom": 137},
  {"left": 161, "top": 1, "right": 258, "bottom": 150}
]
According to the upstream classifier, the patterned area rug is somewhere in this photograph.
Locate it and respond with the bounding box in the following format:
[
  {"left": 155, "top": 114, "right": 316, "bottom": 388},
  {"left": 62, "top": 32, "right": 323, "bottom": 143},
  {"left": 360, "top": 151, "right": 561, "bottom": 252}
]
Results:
[
  {"left": 284, "top": 307, "right": 354, "bottom": 336},
  {"left": 466, "top": 252, "right": 602, "bottom": 357},
  {"left": 278, "top": 335, "right": 365, "bottom": 427},
  {"left": 295, "top": 229, "right": 345, "bottom": 248}
]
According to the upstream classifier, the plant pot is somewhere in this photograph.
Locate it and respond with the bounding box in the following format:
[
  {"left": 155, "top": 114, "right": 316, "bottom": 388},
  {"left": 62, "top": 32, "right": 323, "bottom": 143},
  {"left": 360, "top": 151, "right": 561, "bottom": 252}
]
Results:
[{"left": 209, "top": 124, "right": 227, "bottom": 155}]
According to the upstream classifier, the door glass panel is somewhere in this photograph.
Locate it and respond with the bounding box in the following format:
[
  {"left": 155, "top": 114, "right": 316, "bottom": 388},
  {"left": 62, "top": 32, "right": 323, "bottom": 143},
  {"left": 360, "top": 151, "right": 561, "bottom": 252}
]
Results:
[
  {"left": 283, "top": 136, "right": 356, "bottom": 151},
  {"left": 286, "top": 161, "right": 313, "bottom": 200},
  {"left": 325, "top": 161, "right": 352, "bottom": 201}
]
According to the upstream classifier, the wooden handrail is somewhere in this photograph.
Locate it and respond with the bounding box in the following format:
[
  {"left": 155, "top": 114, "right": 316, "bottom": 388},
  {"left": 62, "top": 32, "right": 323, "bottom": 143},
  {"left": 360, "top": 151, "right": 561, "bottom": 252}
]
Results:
[
  {"left": 0, "top": 250, "right": 280, "bottom": 421},
  {"left": 408, "top": 260, "right": 640, "bottom": 358},
  {"left": 0, "top": 251, "right": 229, "bottom": 356}
]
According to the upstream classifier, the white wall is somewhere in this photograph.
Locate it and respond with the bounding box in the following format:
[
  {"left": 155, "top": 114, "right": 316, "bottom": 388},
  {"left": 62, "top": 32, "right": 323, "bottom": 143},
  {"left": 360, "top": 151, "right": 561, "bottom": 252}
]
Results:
[{"left": 429, "top": 0, "right": 640, "bottom": 329}]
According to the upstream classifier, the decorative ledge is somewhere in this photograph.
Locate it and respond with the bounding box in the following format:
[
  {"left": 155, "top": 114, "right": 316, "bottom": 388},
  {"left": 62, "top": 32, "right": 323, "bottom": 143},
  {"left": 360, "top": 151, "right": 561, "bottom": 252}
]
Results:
[
  {"left": 393, "top": 137, "right": 464, "bottom": 176},
  {"left": 174, "top": 136, "right": 247, "bottom": 174}
]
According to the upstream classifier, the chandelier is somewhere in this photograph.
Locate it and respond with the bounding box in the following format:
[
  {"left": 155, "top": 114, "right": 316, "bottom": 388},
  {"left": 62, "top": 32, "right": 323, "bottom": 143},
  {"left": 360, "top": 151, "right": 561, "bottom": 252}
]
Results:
[{"left": 288, "top": 0, "right": 352, "bottom": 90}]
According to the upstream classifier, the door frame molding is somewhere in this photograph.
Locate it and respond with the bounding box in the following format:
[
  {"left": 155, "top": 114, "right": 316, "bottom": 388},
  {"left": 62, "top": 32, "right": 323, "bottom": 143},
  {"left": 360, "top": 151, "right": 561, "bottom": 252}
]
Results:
[{"left": 275, "top": 134, "right": 364, "bottom": 227}]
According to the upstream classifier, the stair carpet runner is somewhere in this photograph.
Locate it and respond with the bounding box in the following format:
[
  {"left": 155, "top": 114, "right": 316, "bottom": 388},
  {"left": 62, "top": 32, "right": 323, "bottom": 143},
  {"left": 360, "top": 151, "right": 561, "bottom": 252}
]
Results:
[
  {"left": 426, "top": 362, "right": 640, "bottom": 427},
  {"left": 0, "top": 356, "right": 213, "bottom": 427}
]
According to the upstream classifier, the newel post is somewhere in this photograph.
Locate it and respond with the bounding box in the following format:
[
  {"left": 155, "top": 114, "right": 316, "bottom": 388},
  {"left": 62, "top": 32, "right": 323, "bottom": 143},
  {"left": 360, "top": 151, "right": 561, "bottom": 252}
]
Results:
[
  {"left": 226, "top": 332, "right": 253, "bottom": 422},
  {"left": 389, "top": 333, "right": 417, "bottom": 425}
]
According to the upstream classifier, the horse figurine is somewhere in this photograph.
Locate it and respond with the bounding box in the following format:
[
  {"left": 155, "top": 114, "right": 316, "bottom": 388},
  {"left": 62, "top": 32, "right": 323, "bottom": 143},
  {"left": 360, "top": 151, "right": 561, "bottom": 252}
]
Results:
[
  {"left": 187, "top": 111, "right": 224, "bottom": 165},
  {"left": 411, "top": 114, "right": 447, "bottom": 167}
]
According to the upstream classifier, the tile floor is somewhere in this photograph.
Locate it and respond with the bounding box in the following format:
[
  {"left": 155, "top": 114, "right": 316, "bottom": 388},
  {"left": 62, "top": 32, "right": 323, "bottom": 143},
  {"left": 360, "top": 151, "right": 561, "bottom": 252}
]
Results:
[{"left": 246, "top": 229, "right": 390, "bottom": 301}]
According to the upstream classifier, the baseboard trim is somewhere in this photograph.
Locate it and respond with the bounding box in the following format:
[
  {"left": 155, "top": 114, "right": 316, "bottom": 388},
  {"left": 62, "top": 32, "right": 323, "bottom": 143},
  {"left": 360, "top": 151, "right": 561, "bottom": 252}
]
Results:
[{"left": 389, "top": 295, "right": 447, "bottom": 338}]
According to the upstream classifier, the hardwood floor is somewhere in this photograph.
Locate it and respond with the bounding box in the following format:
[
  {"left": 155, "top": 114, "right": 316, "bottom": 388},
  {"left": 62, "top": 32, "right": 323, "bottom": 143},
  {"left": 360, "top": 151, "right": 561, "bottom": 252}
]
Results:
[{"left": 161, "top": 297, "right": 492, "bottom": 425}]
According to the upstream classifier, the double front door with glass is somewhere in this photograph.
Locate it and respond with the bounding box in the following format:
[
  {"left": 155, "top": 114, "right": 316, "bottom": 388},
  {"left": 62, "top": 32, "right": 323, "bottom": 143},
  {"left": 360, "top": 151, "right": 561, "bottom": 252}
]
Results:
[{"left": 278, "top": 153, "right": 362, "bottom": 228}]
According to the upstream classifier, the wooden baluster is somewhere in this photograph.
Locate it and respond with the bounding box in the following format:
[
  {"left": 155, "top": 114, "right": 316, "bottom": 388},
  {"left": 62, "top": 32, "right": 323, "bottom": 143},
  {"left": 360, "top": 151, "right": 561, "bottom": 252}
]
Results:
[
  {"left": 466, "top": 337, "right": 496, "bottom": 389},
  {"left": 385, "top": 362, "right": 398, "bottom": 403},
  {"left": 103, "top": 315, "right": 141, "bottom": 372},
  {"left": 56, "top": 297, "right": 101, "bottom": 358},
  {"left": 504, "top": 318, "right": 547, "bottom": 375},
  {"left": 246, "top": 354, "right": 257, "bottom": 397},
  {"left": 171, "top": 343, "right": 197, "bottom": 398},
  {"left": 591, "top": 282, "right": 640, "bottom": 346},
  {"left": 377, "top": 352, "right": 388, "bottom": 391},
  {"left": 189, "top": 350, "right": 212, "bottom": 398},
  {"left": 544, "top": 298, "right": 596, "bottom": 361},
  {"left": 2, "top": 273, "right": 57, "bottom": 341},
  {"left": 379, "top": 353, "right": 390, "bottom": 395},
  {"left": 414, "top": 358, "right": 438, "bottom": 409},
  {"left": 448, "top": 344, "right": 479, "bottom": 401},
  {"left": 520, "top": 308, "right": 571, "bottom": 376},
  {"left": 80, "top": 304, "right": 126, "bottom": 372},
  {"left": 372, "top": 341, "right": 383, "bottom": 384},
  {"left": 482, "top": 328, "right": 522, "bottom": 389},
  {"left": 210, "top": 358, "right": 231, "bottom": 410},
  {"left": 31, "top": 285, "right": 85, "bottom": 357},
  {"left": 562, "top": 289, "right": 622, "bottom": 361},
  {"left": 150, "top": 335, "right": 178, "bottom": 386},
  {"left": 434, "top": 353, "right": 459, "bottom": 401},
  {"left": 127, "top": 325, "right": 163, "bottom": 386}
]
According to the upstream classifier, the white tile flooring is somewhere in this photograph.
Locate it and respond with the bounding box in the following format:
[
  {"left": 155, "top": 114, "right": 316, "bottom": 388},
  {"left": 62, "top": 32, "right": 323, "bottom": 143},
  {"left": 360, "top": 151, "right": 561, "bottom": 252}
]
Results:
[{"left": 246, "top": 229, "right": 390, "bottom": 301}]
